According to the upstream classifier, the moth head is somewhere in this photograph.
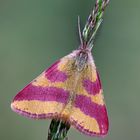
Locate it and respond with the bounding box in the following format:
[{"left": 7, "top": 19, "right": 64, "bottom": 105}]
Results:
[{"left": 74, "top": 49, "right": 89, "bottom": 72}]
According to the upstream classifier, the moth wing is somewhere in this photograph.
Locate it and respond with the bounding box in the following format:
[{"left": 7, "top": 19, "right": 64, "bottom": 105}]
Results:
[
  {"left": 11, "top": 58, "right": 72, "bottom": 119},
  {"left": 69, "top": 62, "right": 109, "bottom": 136}
]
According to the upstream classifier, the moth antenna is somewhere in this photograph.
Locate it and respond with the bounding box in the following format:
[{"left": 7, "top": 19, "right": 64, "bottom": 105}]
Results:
[
  {"left": 89, "top": 44, "right": 94, "bottom": 51},
  {"left": 87, "top": 19, "right": 103, "bottom": 48},
  {"left": 78, "top": 16, "right": 83, "bottom": 46}
]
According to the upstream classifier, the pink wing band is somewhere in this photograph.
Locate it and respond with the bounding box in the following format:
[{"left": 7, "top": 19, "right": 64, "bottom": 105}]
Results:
[
  {"left": 74, "top": 95, "right": 108, "bottom": 135},
  {"left": 83, "top": 72, "right": 102, "bottom": 95},
  {"left": 46, "top": 69, "right": 68, "bottom": 82},
  {"left": 13, "top": 84, "right": 69, "bottom": 104},
  {"left": 45, "top": 60, "right": 68, "bottom": 82}
]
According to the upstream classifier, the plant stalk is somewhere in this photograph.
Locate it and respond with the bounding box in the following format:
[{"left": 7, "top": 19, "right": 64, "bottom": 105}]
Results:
[
  {"left": 47, "top": 119, "right": 70, "bottom": 140},
  {"left": 82, "top": 0, "right": 109, "bottom": 45}
]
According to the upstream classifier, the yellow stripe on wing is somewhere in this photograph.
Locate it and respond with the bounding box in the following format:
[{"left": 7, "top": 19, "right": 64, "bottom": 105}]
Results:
[
  {"left": 70, "top": 107, "right": 100, "bottom": 133},
  {"left": 11, "top": 101, "right": 64, "bottom": 115}
]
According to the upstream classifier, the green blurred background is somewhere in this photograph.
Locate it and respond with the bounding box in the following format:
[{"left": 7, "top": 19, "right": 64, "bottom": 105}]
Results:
[{"left": 0, "top": 0, "right": 140, "bottom": 140}]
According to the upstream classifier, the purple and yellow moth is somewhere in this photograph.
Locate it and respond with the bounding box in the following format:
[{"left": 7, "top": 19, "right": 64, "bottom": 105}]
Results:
[{"left": 11, "top": 0, "right": 110, "bottom": 138}]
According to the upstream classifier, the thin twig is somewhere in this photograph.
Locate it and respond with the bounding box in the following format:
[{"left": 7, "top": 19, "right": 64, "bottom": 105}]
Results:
[{"left": 82, "top": 0, "right": 109, "bottom": 45}]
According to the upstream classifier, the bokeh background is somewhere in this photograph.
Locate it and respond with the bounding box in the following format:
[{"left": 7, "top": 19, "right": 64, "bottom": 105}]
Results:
[{"left": 0, "top": 0, "right": 140, "bottom": 140}]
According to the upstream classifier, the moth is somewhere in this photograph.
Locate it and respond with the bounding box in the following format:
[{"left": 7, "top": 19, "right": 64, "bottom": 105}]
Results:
[{"left": 11, "top": 17, "right": 109, "bottom": 137}]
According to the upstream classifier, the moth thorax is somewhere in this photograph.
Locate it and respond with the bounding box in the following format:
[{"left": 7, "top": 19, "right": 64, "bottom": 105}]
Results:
[{"left": 75, "top": 51, "right": 88, "bottom": 71}]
